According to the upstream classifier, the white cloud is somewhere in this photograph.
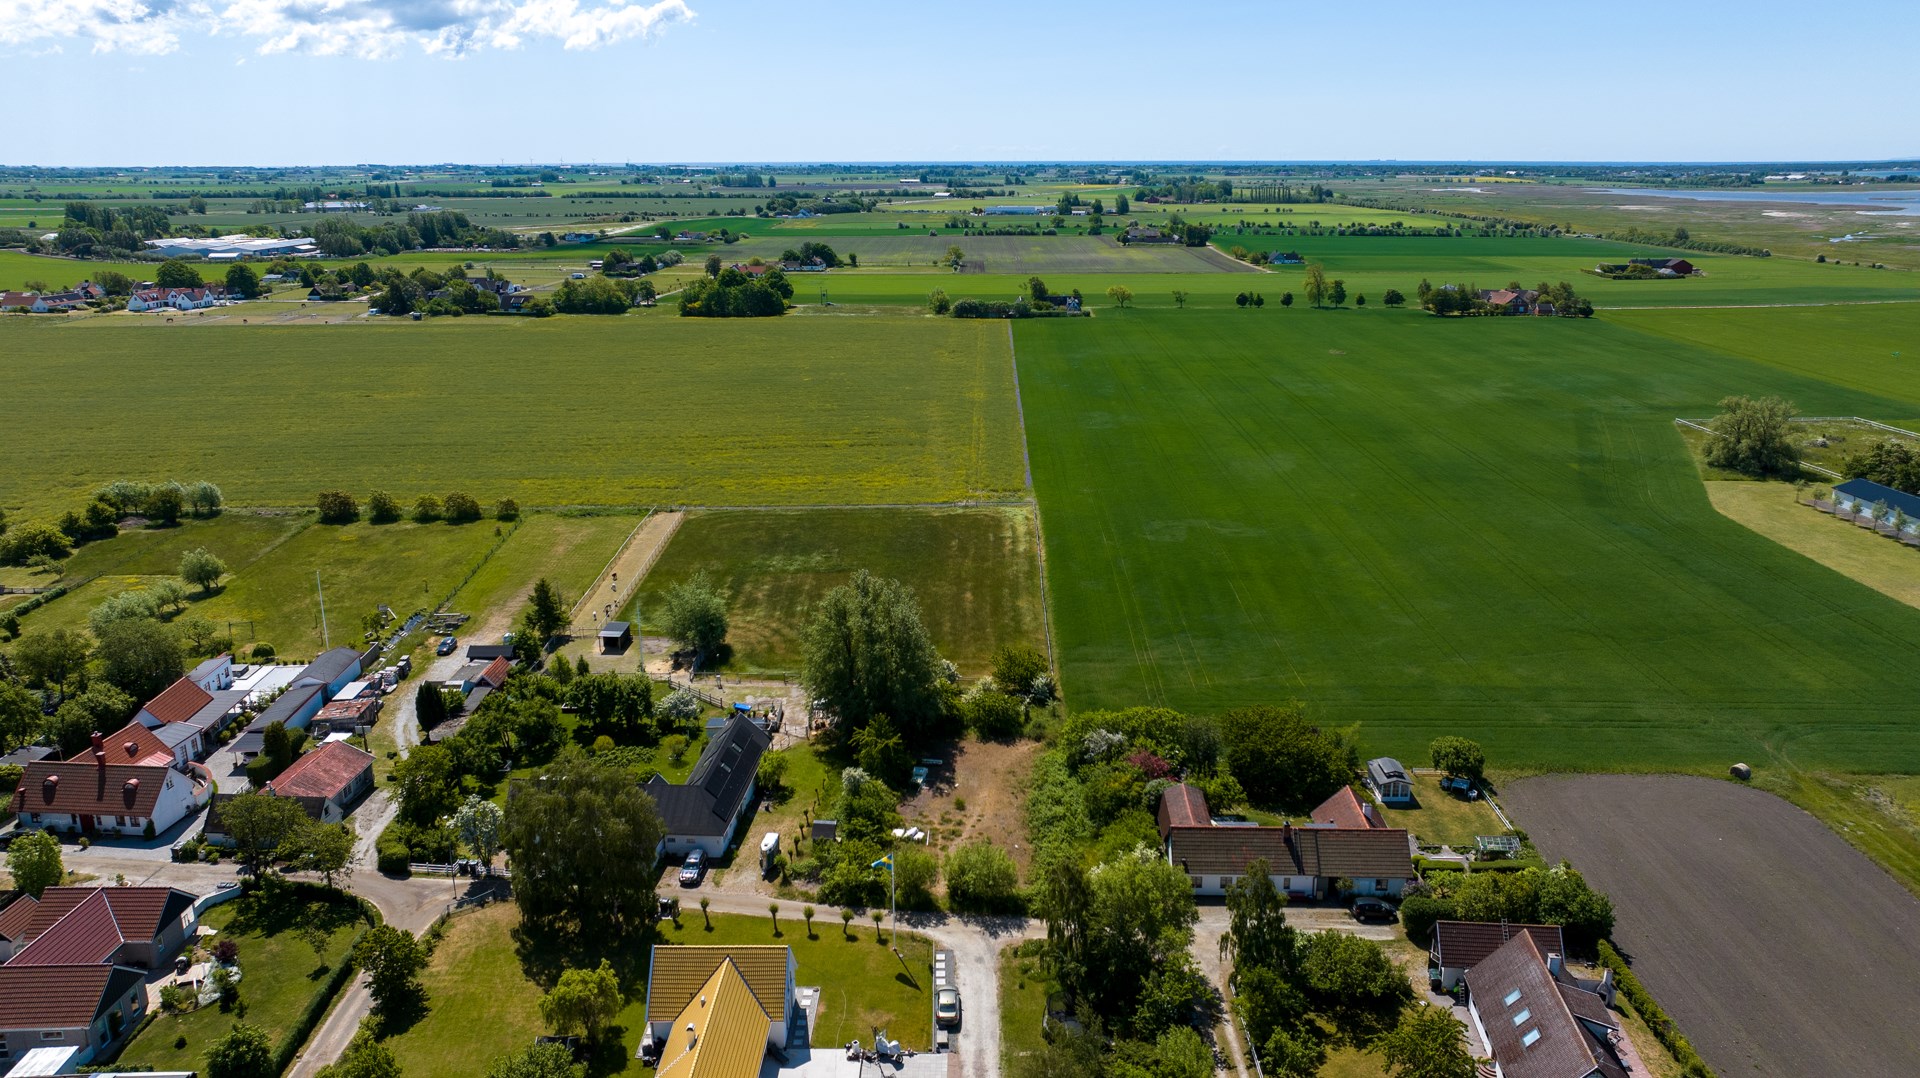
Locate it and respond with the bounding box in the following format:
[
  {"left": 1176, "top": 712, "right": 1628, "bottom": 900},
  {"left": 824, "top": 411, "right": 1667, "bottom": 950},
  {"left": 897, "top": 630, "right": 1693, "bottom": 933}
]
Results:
[{"left": 0, "top": 0, "right": 690, "bottom": 56}]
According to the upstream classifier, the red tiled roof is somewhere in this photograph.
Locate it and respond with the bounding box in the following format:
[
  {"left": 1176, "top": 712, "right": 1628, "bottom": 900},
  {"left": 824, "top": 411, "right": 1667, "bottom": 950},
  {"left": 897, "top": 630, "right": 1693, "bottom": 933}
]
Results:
[
  {"left": 69, "top": 722, "right": 174, "bottom": 768},
  {"left": 1483, "top": 289, "right": 1520, "bottom": 306},
  {"left": 11, "top": 761, "right": 176, "bottom": 817},
  {"left": 142, "top": 677, "right": 214, "bottom": 724},
  {"left": 0, "top": 895, "right": 39, "bottom": 942},
  {"left": 1157, "top": 783, "right": 1211, "bottom": 837},
  {"left": 1310, "top": 787, "right": 1379, "bottom": 830},
  {"left": 23, "top": 886, "right": 196, "bottom": 945},
  {"left": 479, "top": 656, "right": 510, "bottom": 688},
  {"left": 0, "top": 963, "right": 140, "bottom": 1028},
  {"left": 316, "top": 698, "right": 377, "bottom": 722},
  {"left": 11, "top": 890, "right": 124, "bottom": 965},
  {"left": 268, "top": 741, "right": 374, "bottom": 800}
]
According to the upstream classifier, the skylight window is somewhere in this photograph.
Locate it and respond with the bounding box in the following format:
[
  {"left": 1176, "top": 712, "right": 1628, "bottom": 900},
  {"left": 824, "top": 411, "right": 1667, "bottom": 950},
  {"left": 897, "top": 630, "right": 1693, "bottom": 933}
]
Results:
[
  {"left": 1512, "top": 1009, "right": 1531, "bottom": 1026},
  {"left": 1503, "top": 989, "right": 1522, "bottom": 1006},
  {"left": 1522, "top": 1029, "right": 1542, "bottom": 1048}
]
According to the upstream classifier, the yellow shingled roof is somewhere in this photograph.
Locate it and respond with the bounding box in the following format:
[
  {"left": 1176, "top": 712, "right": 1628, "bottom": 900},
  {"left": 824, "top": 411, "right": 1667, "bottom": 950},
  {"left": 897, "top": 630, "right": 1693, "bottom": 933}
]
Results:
[
  {"left": 655, "top": 960, "right": 771, "bottom": 1078},
  {"left": 646, "top": 945, "right": 789, "bottom": 1024}
]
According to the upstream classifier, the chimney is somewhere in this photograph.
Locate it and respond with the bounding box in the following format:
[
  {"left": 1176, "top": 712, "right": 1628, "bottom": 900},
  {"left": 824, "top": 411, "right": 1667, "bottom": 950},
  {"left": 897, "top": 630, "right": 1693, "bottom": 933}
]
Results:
[
  {"left": 685, "top": 1023, "right": 698, "bottom": 1050},
  {"left": 1546, "top": 952, "right": 1564, "bottom": 978},
  {"left": 124, "top": 741, "right": 138, "bottom": 758}
]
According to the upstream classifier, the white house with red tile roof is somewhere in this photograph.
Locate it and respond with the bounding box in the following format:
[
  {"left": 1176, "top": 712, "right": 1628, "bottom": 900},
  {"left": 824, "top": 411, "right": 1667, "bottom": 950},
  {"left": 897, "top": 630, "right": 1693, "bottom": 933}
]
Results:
[
  {"left": 126, "top": 286, "right": 227, "bottom": 312},
  {"left": 11, "top": 736, "right": 210, "bottom": 838},
  {"left": 1308, "top": 786, "right": 1383, "bottom": 830},
  {"left": 69, "top": 724, "right": 174, "bottom": 770},
  {"left": 266, "top": 741, "right": 375, "bottom": 823}
]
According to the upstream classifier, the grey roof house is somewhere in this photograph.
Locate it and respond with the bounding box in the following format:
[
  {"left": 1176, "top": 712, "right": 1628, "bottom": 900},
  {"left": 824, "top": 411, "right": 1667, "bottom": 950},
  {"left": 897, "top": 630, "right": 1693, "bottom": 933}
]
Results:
[
  {"left": 645, "top": 715, "right": 772, "bottom": 860},
  {"left": 1465, "top": 932, "right": 1626, "bottom": 1078},
  {"left": 1366, "top": 757, "right": 1415, "bottom": 805}
]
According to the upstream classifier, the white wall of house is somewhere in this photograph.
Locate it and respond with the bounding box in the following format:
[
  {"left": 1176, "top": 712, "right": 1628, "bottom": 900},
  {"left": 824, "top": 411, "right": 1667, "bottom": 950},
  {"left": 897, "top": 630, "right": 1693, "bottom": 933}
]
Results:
[{"left": 1186, "top": 872, "right": 1319, "bottom": 898}]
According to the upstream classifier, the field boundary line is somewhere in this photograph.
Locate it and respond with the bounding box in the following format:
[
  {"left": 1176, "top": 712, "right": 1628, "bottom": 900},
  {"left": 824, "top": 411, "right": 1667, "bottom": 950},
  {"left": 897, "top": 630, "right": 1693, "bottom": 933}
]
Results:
[
  {"left": 660, "top": 499, "right": 1034, "bottom": 511},
  {"left": 1795, "top": 416, "right": 1920, "bottom": 439},
  {"left": 1600, "top": 299, "right": 1920, "bottom": 311},
  {"left": 1005, "top": 322, "right": 1060, "bottom": 674},
  {"left": 568, "top": 508, "right": 653, "bottom": 622}
]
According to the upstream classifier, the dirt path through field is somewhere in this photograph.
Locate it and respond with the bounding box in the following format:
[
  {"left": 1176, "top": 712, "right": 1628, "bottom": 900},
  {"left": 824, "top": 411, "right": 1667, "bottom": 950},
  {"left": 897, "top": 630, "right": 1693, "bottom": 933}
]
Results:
[
  {"left": 569, "top": 510, "right": 681, "bottom": 631},
  {"left": 1505, "top": 774, "right": 1920, "bottom": 1078}
]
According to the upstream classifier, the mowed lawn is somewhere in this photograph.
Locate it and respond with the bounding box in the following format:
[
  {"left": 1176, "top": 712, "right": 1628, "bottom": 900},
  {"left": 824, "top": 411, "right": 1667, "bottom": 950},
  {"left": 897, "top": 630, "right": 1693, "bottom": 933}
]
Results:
[
  {"left": 1017, "top": 307, "right": 1920, "bottom": 772},
  {"left": 629, "top": 507, "right": 1047, "bottom": 675},
  {"left": 0, "top": 316, "right": 1027, "bottom": 518},
  {"left": 384, "top": 903, "right": 933, "bottom": 1078}
]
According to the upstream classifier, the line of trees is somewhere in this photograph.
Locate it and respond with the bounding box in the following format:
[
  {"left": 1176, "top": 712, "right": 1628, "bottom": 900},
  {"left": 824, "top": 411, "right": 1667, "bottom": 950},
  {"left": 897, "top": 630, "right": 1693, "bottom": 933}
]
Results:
[{"left": 315, "top": 490, "right": 513, "bottom": 525}]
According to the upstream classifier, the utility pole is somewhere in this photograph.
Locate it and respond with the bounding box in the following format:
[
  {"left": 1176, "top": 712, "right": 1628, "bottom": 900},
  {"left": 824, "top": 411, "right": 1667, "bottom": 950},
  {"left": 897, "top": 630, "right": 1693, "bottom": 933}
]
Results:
[{"left": 316, "top": 571, "right": 330, "bottom": 650}]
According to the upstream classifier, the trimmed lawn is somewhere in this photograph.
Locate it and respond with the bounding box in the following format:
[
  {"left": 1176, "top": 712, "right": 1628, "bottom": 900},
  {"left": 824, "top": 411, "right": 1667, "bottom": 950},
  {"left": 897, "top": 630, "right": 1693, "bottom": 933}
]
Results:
[
  {"left": 998, "top": 941, "right": 1054, "bottom": 1073},
  {"left": 384, "top": 903, "right": 934, "bottom": 1078},
  {"left": 1704, "top": 481, "right": 1920, "bottom": 611},
  {"left": 661, "top": 911, "right": 933, "bottom": 1049},
  {"left": 115, "top": 887, "right": 366, "bottom": 1073},
  {"left": 445, "top": 511, "right": 643, "bottom": 629},
  {"left": 1373, "top": 775, "right": 1503, "bottom": 848},
  {"left": 628, "top": 507, "right": 1046, "bottom": 676}
]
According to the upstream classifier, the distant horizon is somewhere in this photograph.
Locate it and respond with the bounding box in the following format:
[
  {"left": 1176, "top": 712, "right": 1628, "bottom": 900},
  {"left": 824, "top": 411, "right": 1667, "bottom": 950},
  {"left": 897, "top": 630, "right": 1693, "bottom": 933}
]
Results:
[{"left": 5, "top": 158, "right": 1919, "bottom": 172}]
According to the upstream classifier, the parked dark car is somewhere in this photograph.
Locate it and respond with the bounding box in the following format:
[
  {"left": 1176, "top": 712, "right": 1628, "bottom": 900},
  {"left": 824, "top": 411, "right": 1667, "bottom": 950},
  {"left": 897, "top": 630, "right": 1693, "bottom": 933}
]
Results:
[
  {"left": 1351, "top": 898, "right": 1398, "bottom": 923},
  {"left": 436, "top": 635, "right": 458, "bottom": 656}
]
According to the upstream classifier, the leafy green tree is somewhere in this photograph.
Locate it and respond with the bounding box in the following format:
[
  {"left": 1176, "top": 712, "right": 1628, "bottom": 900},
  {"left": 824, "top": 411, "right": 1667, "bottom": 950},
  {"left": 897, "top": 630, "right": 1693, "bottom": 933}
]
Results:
[
  {"left": 523, "top": 578, "right": 569, "bottom": 642},
  {"left": 289, "top": 821, "right": 355, "bottom": 888},
  {"left": 357, "top": 924, "right": 429, "bottom": 1018},
  {"left": 928, "top": 288, "right": 951, "bottom": 315},
  {"left": 961, "top": 690, "right": 1023, "bottom": 739},
  {"left": 315, "top": 490, "right": 359, "bottom": 524},
  {"left": 180, "top": 548, "right": 227, "bottom": 595},
  {"left": 1263, "top": 1027, "right": 1328, "bottom": 1078},
  {"left": 1131, "top": 953, "right": 1210, "bottom": 1037},
  {"left": 317, "top": 1032, "right": 402, "bottom": 1078},
  {"left": 225, "top": 263, "right": 262, "bottom": 299},
  {"left": 1218, "top": 703, "right": 1355, "bottom": 811},
  {"left": 1704, "top": 394, "right": 1798, "bottom": 477},
  {"left": 484, "top": 1042, "right": 584, "bottom": 1078},
  {"left": 704, "top": 253, "right": 723, "bottom": 278},
  {"left": 155, "top": 259, "right": 204, "bottom": 289},
  {"left": 366, "top": 490, "right": 401, "bottom": 524},
  {"left": 1154, "top": 1026, "right": 1214, "bottom": 1078},
  {"left": 1280, "top": 292, "right": 1293, "bottom": 307},
  {"left": 1355, "top": 294, "right": 1367, "bottom": 308},
  {"left": 945, "top": 245, "right": 966, "bottom": 268},
  {"left": 539, "top": 959, "right": 624, "bottom": 1043},
  {"left": 454, "top": 794, "right": 504, "bottom": 865},
  {"left": 1302, "top": 265, "right": 1329, "bottom": 308},
  {"left": 1377, "top": 1003, "right": 1477, "bottom": 1078},
  {"left": 0, "top": 683, "right": 38, "bottom": 755},
  {"left": 661, "top": 571, "right": 728, "bottom": 654},
  {"left": 45, "top": 683, "right": 135, "bottom": 755},
  {"left": 1171, "top": 290, "right": 1188, "bottom": 308},
  {"left": 96, "top": 617, "right": 183, "bottom": 701},
  {"left": 222, "top": 791, "right": 309, "bottom": 875},
  {"left": 502, "top": 752, "right": 666, "bottom": 934},
  {"left": 411, "top": 495, "right": 442, "bottom": 523},
  {"left": 1080, "top": 846, "right": 1199, "bottom": 1020},
  {"left": 800, "top": 570, "right": 949, "bottom": 741},
  {"left": 145, "top": 483, "right": 185, "bottom": 525},
  {"left": 1236, "top": 292, "right": 1249, "bottom": 309},
  {"left": 206, "top": 1022, "right": 274, "bottom": 1078},
  {"left": 1234, "top": 964, "right": 1312, "bottom": 1056},
  {"left": 1383, "top": 288, "right": 1406, "bottom": 307},
  {"left": 1221, "top": 859, "right": 1298, "bottom": 982},
  {"left": 945, "top": 840, "right": 1021, "bottom": 913},
  {"left": 496, "top": 498, "right": 520, "bottom": 521},
  {"left": 394, "top": 740, "right": 460, "bottom": 825},
  {"left": 1328, "top": 279, "right": 1348, "bottom": 307},
  {"left": 12, "top": 627, "right": 90, "bottom": 695},
  {"left": 1428, "top": 736, "right": 1486, "bottom": 781},
  {"left": 850, "top": 714, "right": 912, "bottom": 786},
  {"left": 443, "top": 492, "right": 482, "bottom": 523},
  {"left": 414, "top": 679, "right": 448, "bottom": 731},
  {"left": 1299, "top": 930, "right": 1411, "bottom": 1034},
  {"left": 7, "top": 831, "right": 64, "bottom": 898},
  {"left": 1106, "top": 285, "right": 1133, "bottom": 308}
]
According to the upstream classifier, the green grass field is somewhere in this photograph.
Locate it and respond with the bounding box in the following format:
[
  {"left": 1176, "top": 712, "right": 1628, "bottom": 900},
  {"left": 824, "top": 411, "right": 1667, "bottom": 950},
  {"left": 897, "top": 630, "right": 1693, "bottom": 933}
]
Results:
[
  {"left": 115, "top": 887, "right": 364, "bottom": 1073},
  {"left": 443, "top": 511, "right": 641, "bottom": 629},
  {"left": 1017, "top": 307, "right": 1920, "bottom": 772},
  {"left": 13, "top": 515, "right": 504, "bottom": 656},
  {"left": 733, "top": 232, "right": 1256, "bottom": 274},
  {"left": 0, "top": 316, "right": 1026, "bottom": 518},
  {"left": 627, "top": 507, "right": 1047, "bottom": 676},
  {"left": 384, "top": 902, "right": 933, "bottom": 1078}
]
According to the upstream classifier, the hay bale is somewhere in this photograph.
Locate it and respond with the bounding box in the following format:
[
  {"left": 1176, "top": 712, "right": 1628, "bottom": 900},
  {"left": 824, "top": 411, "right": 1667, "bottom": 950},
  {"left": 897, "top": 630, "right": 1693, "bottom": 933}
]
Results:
[{"left": 1730, "top": 762, "right": 1752, "bottom": 780}]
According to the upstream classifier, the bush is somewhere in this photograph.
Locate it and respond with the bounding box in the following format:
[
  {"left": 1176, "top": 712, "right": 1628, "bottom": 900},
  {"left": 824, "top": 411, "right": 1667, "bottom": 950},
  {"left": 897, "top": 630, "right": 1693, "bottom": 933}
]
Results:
[
  {"left": 367, "top": 490, "right": 402, "bottom": 524},
  {"left": 377, "top": 838, "right": 412, "bottom": 875},
  {"left": 443, "top": 492, "right": 482, "bottom": 523},
  {"left": 315, "top": 491, "right": 359, "bottom": 524},
  {"left": 944, "top": 840, "right": 1021, "bottom": 913},
  {"left": 495, "top": 498, "right": 520, "bottom": 521},
  {"left": 962, "top": 691, "right": 1024, "bottom": 740},
  {"left": 250, "top": 643, "right": 275, "bottom": 660}
]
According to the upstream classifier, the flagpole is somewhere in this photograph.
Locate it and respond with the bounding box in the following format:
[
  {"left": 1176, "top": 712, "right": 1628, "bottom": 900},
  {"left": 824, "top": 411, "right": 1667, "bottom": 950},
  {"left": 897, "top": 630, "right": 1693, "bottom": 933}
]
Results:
[{"left": 889, "top": 857, "right": 896, "bottom": 945}]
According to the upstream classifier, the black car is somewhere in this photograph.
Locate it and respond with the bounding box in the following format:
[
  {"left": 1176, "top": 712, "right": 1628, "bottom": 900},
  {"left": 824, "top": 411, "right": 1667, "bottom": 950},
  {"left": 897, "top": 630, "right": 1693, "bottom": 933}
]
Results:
[{"left": 1351, "top": 898, "right": 1398, "bottom": 922}]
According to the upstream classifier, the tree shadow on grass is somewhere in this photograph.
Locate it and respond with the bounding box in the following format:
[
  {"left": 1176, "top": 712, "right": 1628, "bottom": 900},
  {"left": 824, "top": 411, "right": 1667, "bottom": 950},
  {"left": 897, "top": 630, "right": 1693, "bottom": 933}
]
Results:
[
  {"left": 369, "top": 991, "right": 431, "bottom": 1040},
  {"left": 510, "top": 914, "right": 660, "bottom": 998}
]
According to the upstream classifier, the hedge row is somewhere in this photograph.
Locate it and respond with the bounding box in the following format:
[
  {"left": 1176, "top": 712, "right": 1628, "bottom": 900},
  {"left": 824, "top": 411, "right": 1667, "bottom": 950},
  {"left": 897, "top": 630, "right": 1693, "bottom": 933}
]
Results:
[
  {"left": 6, "top": 584, "right": 69, "bottom": 617},
  {"left": 272, "top": 925, "right": 367, "bottom": 1077},
  {"left": 1596, "top": 940, "right": 1716, "bottom": 1078}
]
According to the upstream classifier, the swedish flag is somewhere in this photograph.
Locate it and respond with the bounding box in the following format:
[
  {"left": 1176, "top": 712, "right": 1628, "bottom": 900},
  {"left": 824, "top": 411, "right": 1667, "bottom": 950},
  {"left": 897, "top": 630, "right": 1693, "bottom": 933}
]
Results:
[{"left": 871, "top": 853, "right": 893, "bottom": 871}]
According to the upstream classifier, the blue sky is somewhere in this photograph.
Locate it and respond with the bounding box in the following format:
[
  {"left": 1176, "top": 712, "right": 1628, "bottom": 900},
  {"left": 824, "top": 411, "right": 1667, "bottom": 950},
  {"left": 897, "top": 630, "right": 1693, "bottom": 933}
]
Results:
[{"left": 4, "top": 0, "right": 1917, "bottom": 166}]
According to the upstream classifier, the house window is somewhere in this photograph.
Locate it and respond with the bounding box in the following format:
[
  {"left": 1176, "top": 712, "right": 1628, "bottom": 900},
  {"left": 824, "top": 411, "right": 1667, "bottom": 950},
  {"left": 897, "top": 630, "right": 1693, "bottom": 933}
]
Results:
[
  {"left": 40, "top": 1032, "right": 62, "bottom": 1041},
  {"left": 1512, "top": 1009, "right": 1531, "bottom": 1025},
  {"left": 1503, "top": 989, "right": 1522, "bottom": 1006},
  {"left": 1521, "top": 1029, "right": 1541, "bottom": 1048},
  {"left": 1374, "top": 879, "right": 1388, "bottom": 891}
]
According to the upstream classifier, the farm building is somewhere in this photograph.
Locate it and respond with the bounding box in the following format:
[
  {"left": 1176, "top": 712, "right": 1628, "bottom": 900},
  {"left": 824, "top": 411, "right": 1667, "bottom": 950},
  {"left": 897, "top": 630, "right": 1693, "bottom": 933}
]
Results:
[
  {"left": 232, "top": 683, "right": 328, "bottom": 759},
  {"left": 1366, "top": 757, "right": 1415, "bottom": 805},
  {"left": 294, "top": 647, "right": 368, "bottom": 698},
  {"left": 145, "top": 235, "right": 316, "bottom": 259},
  {"left": 1123, "top": 227, "right": 1179, "bottom": 244},
  {"left": 599, "top": 621, "right": 634, "bottom": 654},
  {"left": 1429, "top": 921, "right": 1565, "bottom": 991},
  {"left": 266, "top": 741, "right": 376, "bottom": 823},
  {"left": 646, "top": 714, "right": 771, "bottom": 859},
  {"left": 1628, "top": 257, "right": 1696, "bottom": 276},
  {"left": 984, "top": 205, "right": 1048, "bottom": 215},
  {"left": 1464, "top": 932, "right": 1626, "bottom": 1078},
  {"left": 1271, "top": 251, "right": 1305, "bottom": 264},
  {"left": 1833, "top": 478, "right": 1920, "bottom": 533}
]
